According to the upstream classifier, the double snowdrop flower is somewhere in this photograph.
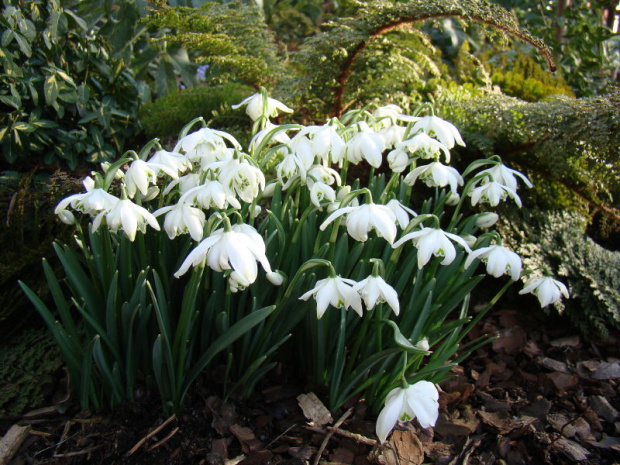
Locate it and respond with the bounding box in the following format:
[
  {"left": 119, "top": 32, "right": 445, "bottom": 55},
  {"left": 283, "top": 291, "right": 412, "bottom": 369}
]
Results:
[
  {"left": 174, "top": 223, "right": 279, "bottom": 290},
  {"left": 302, "top": 123, "right": 346, "bottom": 165},
  {"left": 124, "top": 159, "right": 178, "bottom": 198},
  {"left": 93, "top": 199, "right": 160, "bottom": 242},
  {"left": 218, "top": 159, "right": 266, "bottom": 203},
  {"left": 397, "top": 132, "right": 451, "bottom": 162},
  {"left": 147, "top": 149, "right": 192, "bottom": 176},
  {"left": 232, "top": 92, "right": 294, "bottom": 121},
  {"left": 154, "top": 202, "right": 206, "bottom": 242},
  {"left": 469, "top": 181, "right": 522, "bottom": 207},
  {"left": 299, "top": 275, "right": 363, "bottom": 318},
  {"left": 54, "top": 177, "right": 119, "bottom": 224},
  {"left": 478, "top": 163, "right": 533, "bottom": 192},
  {"left": 411, "top": 115, "right": 465, "bottom": 149},
  {"left": 320, "top": 203, "right": 398, "bottom": 244},
  {"left": 519, "top": 276, "right": 569, "bottom": 307},
  {"left": 376, "top": 381, "right": 439, "bottom": 443},
  {"left": 465, "top": 245, "right": 522, "bottom": 281},
  {"left": 180, "top": 180, "right": 242, "bottom": 210},
  {"left": 352, "top": 275, "right": 400, "bottom": 315},
  {"left": 345, "top": 122, "right": 385, "bottom": 168},
  {"left": 393, "top": 227, "right": 472, "bottom": 268},
  {"left": 404, "top": 161, "right": 464, "bottom": 195},
  {"left": 174, "top": 127, "right": 239, "bottom": 167}
]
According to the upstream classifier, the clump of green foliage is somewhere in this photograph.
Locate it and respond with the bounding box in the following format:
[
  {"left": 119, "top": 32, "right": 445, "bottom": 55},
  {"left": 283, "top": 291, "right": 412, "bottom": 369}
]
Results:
[
  {"left": 0, "top": 329, "right": 63, "bottom": 417},
  {"left": 139, "top": 82, "right": 253, "bottom": 139},
  {"left": 487, "top": 52, "right": 575, "bottom": 101},
  {"left": 0, "top": 0, "right": 144, "bottom": 169},
  {"left": 438, "top": 89, "right": 620, "bottom": 222},
  {"left": 500, "top": 210, "right": 620, "bottom": 338},
  {"left": 145, "top": 0, "right": 285, "bottom": 88}
]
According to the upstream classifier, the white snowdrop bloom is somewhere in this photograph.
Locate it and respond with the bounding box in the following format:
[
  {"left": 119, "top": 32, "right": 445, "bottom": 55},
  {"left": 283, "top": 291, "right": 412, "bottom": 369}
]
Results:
[
  {"left": 478, "top": 163, "right": 533, "bottom": 192},
  {"left": 445, "top": 191, "right": 460, "bottom": 206},
  {"left": 307, "top": 164, "right": 341, "bottom": 187},
  {"left": 309, "top": 182, "right": 336, "bottom": 208},
  {"left": 147, "top": 149, "right": 192, "bottom": 175},
  {"left": 124, "top": 159, "right": 178, "bottom": 198},
  {"left": 519, "top": 276, "right": 569, "bottom": 307},
  {"left": 411, "top": 115, "right": 465, "bottom": 148},
  {"left": 163, "top": 172, "right": 202, "bottom": 196},
  {"left": 372, "top": 104, "right": 404, "bottom": 128},
  {"left": 320, "top": 203, "right": 398, "bottom": 244},
  {"left": 393, "top": 227, "right": 472, "bottom": 268},
  {"left": 276, "top": 154, "right": 308, "bottom": 188},
  {"left": 180, "top": 180, "right": 242, "bottom": 210},
  {"left": 174, "top": 127, "right": 240, "bottom": 166},
  {"left": 352, "top": 275, "right": 400, "bottom": 315},
  {"left": 327, "top": 185, "right": 359, "bottom": 213},
  {"left": 380, "top": 124, "right": 407, "bottom": 149},
  {"left": 345, "top": 123, "right": 385, "bottom": 167},
  {"left": 475, "top": 212, "right": 499, "bottom": 228},
  {"left": 289, "top": 133, "right": 315, "bottom": 169},
  {"left": 303, "top": 124, "right": 346, "bottom": 165},
  {"left": 469, "top": 181, "right": 522, "bottom": 207},
  {"left": 462, "top": 234, "right": 478, "bottom": 248},
  {"left": 100, "top": 162, "right": 124, "bottom": 180},
  {"left": 218, "top": 159, "right": 266, "bottom": 203},
  {"left": 55, "top": 179, "right": 119, "bottom": 223},
  {"left": 299, "top": 276, "right": 363, "bottom": 318},
  {"left": 249, "top": 121, "right": 292, "bottom": 153},
  {"left": 465, "top": 245, "right": 522, "bottom": 281},
  {"left": 403, "top": 162, "right": 464, "bottom": 195},
  {"left": 228, "top": 270, "right": 253, "bottom": 293},
  {"left": 93, "top": 199, "right": 160, "bottom": 242},
  {"left": 376, "top": 381, "right": 439, "bottom": 444},
  {"left": 397, "top": 132, "right": 451, "bottom": 162},
  {"left": 174, "top": 223, "right": 274, "bottom": 284},
  {"left": 154, "top": 202, "right": 206, "bottom": 242},
  {"left": 386, "top": 146, "right": 411, "bottom": 173},
  {"left": 232, "top": 93, "right": 294, "bottom": 121},
  {"left": 386, "top": 199, "right": 416, "bottom": 228}
]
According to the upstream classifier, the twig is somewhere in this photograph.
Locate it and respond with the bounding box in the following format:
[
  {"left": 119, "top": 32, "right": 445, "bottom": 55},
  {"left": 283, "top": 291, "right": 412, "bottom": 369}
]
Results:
[
  {"left": 305, "top": 424, "right": 377, "bottom": 447},
  {"left": 127, "top": 414, "right": 177, "bottom": 456},
  {"left": 265, "top": 423, "right": 298, "bottom": 449},
  {"left": 312, "top": 408, "right": 353, "bottom": 465},
  {"left": 52, "top": 444, "right": 105, "bottom": 458},
  {"left": 147, "top": 426, "right": 180, "bottom": 451},
  {"left": 0, "top": 424, "right": 31, "bottom": 465}
]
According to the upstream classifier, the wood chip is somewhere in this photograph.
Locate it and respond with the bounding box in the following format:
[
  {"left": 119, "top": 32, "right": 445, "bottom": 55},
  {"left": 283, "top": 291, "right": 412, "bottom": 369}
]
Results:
[
  {"left": 589, "top": 395, "right": 619, "bottom": 422},
  {"left": 550, "top": 336, "right": 580, "bottom": 347},
  {"left": 539, "top": 357, "right": 570, "bottom": 374},
  {"left": 552, "top": 437, "right": 590, "bottom": 461},
  {"left": 391, "top": 430, "right": 424, "bottom": 465},
  {"left": 297, "top": 393, "right": 333, "bottom": 426},
  {"left": 592, "top": 362, "right": 620, "bottom": 380},
  {"left": 230, "top": 424, "right": 263, "bottom": 453},
  {"left": 0, "top": 424, "right": 31, "bottom": 465}
]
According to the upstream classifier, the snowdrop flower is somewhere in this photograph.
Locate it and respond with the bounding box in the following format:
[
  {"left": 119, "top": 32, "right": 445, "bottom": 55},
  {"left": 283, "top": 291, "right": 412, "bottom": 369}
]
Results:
[
  {"left": 147, "top": 149, "right": 192, "bottom": 175},
  {"left": 393, "top": 227, "right": 471, "bottom": 268},
  {"left": 404, "top": 162, "right": 463, "bottom": 195},
  {"left": 249, "top": 121, "right": 291, "bottom": 153},
  {"left": 320, "top": 203, "right": 398, "bottom": 244},
  {"left": 180, "top": 180, "right": 242, "bottom": 210},
  {"left": 163, "top": 173, "right": 202, "bottom": 196},
  {"left": 309, "top": 182, "right": 336, "bottom": 208},
  {"left": 386, "top": 199, "right": 416, "bottom": 228},
  {"left": 174, "top": 223, "right": 274, "bottom": 284},
  {"left": 445, "top": 191, "right": 460, "bottom": 206},
  {"left": 345, "top": 123, "right": 385, "bottom": 167},
  {"left": 386, "top": 146, "right": 410, "bottom": 173},
  {"left": 276, "top": 153, "right": 308, "bottom": 188},
  {"left": 469, "top": 181, "right": 522, "bottom": 207},
  {"left": 154, "top": 202, "right": 206, "bottom": 241},
  {"left": 372, "top": 104, "right": 404, "bottom": 128},
  {"left": 352, "top": 275, "right": 400, "bottom": 315},
  {"left": 174, "top": 128, "right": 239, "bottom": 166},
  {"left": 380, "top": 124, "right": 407, "bottom": 149},
  {"left": 55, "top": 180, "right": 119, "bottom": 223},
  {"left": 218, "top": 159, "right": 266, "bottom": 203},
  {"left": 479, "top": 163, "right": 533, "bottom": 191},
  {"left": 411, "top": 115, "right": 465, "bottom": 149},
  {"left": 124, "top": 159, "right": 177, "bottom": 198},
  {"left": 519, "top": 276, "right": 569, "bottom": 307},
  {"left": 376, "top": 381, "right": 439, "bottom": 443},
  {"left": 299, "top": 276, "right": 363, "bottom": 318},
  {"left": 397, "top": 132, "right": 451, "bottom": 162},
  {"left": 303, "top": 124, "right": 346, "bottom": 165},
  {"left": 475, "top": 212, "right": 499, "bottom": 228},
  {"left": 93, "top": 199, "right": 160, "bottom": 241},
  {"left": 327, "top": 186, "right": 359, "bottom": 213},
  {"left": 288, "top": 134, "right": 315, "bottom": 169},
  {"left": 465, "top": 245, "right": 522, "bottom": 281},
  {"left": 307, "top": 165, "right": 341, "bottom": 188},
  {"left": 232, "top": 93, "right": 294, "bottom": 121}
]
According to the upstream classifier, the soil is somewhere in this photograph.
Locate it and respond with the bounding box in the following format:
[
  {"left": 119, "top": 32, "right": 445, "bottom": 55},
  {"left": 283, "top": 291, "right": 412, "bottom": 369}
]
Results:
[{"left": 3, "top": 306, "right": 620, "bottom": 465}]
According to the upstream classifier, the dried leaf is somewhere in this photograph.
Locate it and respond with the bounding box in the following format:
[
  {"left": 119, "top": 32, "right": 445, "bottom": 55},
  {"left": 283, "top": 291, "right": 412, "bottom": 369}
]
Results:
[{"left": 296, "top": 392, "right": 333, "bottom": 426}]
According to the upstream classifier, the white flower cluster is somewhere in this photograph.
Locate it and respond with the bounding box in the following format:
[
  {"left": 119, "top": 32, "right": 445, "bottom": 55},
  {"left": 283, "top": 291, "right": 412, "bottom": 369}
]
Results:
[{"left": 54, "top": 91, "right": 569, "bottom": 443}]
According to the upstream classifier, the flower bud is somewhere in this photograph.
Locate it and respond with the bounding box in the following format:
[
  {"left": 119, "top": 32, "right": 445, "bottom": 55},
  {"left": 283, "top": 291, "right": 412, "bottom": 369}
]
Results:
[{"left": 475, "top": 212, "right": 499, "bottom": 228}]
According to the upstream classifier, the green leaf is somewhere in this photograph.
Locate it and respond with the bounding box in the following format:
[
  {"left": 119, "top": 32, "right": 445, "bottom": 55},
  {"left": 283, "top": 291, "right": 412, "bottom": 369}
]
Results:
[
  {"left": 13, "top": 31, "right": 31, "bottom": 57},
  {"left": 0, "top": 95, "right": 20, "bottom": 110},
  {"left": 44, "top": 75, "right": 59, "bottom": 106}
]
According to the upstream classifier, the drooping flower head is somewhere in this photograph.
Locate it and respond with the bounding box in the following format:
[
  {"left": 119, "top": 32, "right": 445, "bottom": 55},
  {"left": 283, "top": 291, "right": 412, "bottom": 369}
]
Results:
[
  {"left": 320, "top": 203, "right": 398, "bottom": 244},
  {"left": 352, "top": 275, "right": 400, "bottom": 315},
  {"left": 93, "top": 199, "right": 160, "bottom": 242},
  {"left": 411, "top": 115, "right": 465, "bottom": 149},
  {"left": 299, "top": 275, "right": 363, "bottom": 318},
  {"left": 519, "top": 276, "right": 569, "bottom": 307},
  {"left": 232, "top": 92, "right": 294, "bottom": 121},
  {"left": 393, "top": 227, "right": 472, "bottom": 268},
  {"left": 465, "top": 245, "right": 522, "bottom": 281},
  {"left": 404, "top": 162, "right": 464, "bottom": 195}
]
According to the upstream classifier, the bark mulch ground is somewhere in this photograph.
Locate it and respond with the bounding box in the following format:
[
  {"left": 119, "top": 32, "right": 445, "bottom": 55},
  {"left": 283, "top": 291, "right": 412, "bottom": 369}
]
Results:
[{"left": 3, "top": 306, "right": 620, "bottom": 465}]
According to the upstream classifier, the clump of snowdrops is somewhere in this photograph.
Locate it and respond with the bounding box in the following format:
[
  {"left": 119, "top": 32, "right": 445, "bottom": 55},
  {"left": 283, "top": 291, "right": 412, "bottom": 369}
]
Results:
[{"left": 21, "top": 89, "right": 568, "bottom": 443}]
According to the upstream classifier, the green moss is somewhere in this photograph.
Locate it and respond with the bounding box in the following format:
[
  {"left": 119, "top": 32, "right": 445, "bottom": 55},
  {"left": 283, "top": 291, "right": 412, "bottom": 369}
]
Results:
[{"left": 0, "top": 328, "right": 63, "bottom": 417}]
